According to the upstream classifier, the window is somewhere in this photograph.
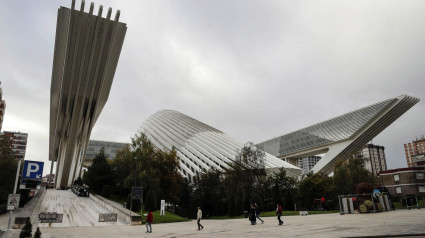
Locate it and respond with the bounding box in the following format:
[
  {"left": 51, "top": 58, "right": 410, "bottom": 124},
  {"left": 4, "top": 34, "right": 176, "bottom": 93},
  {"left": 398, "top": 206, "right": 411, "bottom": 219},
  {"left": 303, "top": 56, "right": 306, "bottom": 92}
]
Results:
[
  {"left": 396, "top": 187, "right": 402, "bottom": 194},
  {"left": 416, "top": 173, "right": 425, "bottom": 180},
  {"left": 419, "top": 186, "right": 425, "bottom": 193},
  {"left": 394, "top": 174, "right": 400, "bottom": 182}
]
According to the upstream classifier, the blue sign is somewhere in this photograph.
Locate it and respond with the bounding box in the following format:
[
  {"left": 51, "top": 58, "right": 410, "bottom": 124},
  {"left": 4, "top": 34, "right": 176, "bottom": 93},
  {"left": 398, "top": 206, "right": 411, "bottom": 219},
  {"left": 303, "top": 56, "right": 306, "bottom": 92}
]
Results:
[{"left": 22, "top": 160, "right": 44, "bottom": 180}]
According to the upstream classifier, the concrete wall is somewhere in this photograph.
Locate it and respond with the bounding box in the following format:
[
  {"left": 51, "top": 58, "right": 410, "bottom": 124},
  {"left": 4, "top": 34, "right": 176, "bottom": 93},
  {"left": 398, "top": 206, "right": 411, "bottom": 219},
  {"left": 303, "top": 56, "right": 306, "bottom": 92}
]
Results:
[{"left": 90, "top": 194, "right": 141, "bottom": 225}]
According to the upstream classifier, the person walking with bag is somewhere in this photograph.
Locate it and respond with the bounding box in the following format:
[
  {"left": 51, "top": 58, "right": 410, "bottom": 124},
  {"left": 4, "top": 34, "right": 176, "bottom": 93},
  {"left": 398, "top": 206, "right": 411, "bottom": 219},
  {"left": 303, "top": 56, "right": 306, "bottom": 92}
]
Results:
[
  {"left": 276, "top": 203, "right": 283, "bottom": 225},
  {"left": 255, "top": 202, "right": 264, "bottom": 224},
  {"left": 146, "top": 209, "right": 153, "bottom": 233},
  {"left": 197, "top": 207, "right": 204, "bottom": 230}
]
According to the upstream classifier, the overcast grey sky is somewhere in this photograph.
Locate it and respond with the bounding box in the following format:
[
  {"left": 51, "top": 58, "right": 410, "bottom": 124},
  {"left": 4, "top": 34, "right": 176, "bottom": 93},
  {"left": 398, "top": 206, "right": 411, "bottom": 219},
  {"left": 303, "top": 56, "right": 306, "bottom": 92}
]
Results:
[{"left": 1, "top": 0, "right": 424, "bottom": 174}]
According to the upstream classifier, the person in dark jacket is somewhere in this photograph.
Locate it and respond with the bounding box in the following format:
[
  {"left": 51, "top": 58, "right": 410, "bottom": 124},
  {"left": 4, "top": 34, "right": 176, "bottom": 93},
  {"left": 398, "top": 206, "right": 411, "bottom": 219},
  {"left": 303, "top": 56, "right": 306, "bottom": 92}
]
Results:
[
  {"left": 276, "top": 203, "right": 283, "bottom": 225},
  {"left": 146, "top": 209, "right": 153, "bottom": 233},
  {"left": 255, "top": 202, "right": 264, "bottom": 224},
  {"left": 249, "top": 204, "right": 257, "bottom": 225}
]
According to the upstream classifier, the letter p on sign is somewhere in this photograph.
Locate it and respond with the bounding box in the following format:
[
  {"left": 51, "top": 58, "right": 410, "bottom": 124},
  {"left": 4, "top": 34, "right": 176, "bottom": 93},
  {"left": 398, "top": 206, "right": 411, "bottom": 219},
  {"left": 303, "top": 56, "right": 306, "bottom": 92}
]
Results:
[
  {"left": 22, "top": 160, "right": 44, "bottom": 180},
  {"left": 26, "top": 163, "right": 39, "bottom": 177}
]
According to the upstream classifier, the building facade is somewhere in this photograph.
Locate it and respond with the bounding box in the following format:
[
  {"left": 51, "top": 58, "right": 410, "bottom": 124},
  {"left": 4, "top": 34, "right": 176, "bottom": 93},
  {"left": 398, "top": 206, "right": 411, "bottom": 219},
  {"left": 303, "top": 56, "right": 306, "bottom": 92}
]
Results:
[
  {"left": 257, "top": 95, "right": 419, "bottom": 174},
  {"left": 42, "top": 174, "right": 55, "bottom": 186},
  {"left": 360, "top": 144, "right": 387, "bottom": 176},
  {"left": 404, "top": 137, "right": 425, "bottom": 168},
  {"left": 83, "top": 140, "right": 129, "bottom": 167},
  {"left": 141, "top": 110, "right": 302, "bottom": 181},
  {"left": 377, "top": 167, "right": 425, "bottom": 197},
  {"left": 0, "top": 84, "right": 6, "bottom": 132},
  {"left": 1, "top": 131, "right": 28, "bottom": 160},
  {"left": 296, "top": 156, "right": 321, "bottom": 175}
]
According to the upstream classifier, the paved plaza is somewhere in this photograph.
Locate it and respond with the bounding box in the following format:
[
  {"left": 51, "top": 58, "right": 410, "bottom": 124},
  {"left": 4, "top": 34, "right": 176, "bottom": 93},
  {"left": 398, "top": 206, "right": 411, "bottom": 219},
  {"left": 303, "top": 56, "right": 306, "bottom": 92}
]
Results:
[{"left": 2, "top": 208, "right": 425, "bottom": 237}]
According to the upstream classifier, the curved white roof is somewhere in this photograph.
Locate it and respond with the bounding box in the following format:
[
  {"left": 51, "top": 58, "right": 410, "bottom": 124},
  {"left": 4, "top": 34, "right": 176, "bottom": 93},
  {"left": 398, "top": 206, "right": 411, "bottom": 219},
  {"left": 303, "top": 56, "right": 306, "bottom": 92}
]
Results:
[{"left": 141, "top": 110, "right": 302, "bottom": 180}]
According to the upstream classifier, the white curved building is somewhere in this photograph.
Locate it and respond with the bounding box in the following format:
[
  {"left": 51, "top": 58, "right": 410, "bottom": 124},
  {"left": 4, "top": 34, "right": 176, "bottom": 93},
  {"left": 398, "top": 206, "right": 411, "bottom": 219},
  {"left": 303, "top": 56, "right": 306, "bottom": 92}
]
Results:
[
  {"left": 141, "top": 110, "right": 302, "bottom": 180},
  {"left": 257, "top": 94, "right": 420, "bottom": 174}
]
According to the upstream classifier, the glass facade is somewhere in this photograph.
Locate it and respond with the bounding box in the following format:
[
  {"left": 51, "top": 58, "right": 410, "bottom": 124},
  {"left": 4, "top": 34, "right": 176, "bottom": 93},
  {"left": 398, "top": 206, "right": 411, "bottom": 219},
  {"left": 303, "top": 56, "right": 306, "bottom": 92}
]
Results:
[
  {"left": 257, "top": 98, "right": 395, "bottom": 156},
  {"left": 85, "top": 140, "right": 129, "bottom": 160}
]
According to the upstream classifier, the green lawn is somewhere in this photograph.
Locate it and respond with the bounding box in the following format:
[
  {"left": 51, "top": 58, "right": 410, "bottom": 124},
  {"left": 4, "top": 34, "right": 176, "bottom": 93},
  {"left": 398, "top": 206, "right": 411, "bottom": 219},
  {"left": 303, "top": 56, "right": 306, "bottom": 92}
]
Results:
[
  {"left": 138, "top": 210, "right": 189, "bottom": 224},
  {"left": 209, "top": 210, "right": 339, "bottom": 219}
]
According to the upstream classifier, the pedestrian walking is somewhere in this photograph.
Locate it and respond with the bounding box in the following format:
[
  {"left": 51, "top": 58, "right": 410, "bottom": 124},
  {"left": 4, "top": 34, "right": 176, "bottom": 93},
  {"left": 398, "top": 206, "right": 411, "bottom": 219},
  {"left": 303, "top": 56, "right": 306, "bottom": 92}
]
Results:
[
  {"left": 197, "top": 207, "right": 204, "bottom": 230},
  {"left": 249, "top": 204, "right": 257, "bottom": 225},
  {"left": 276, "top": 203, "right": 283, "bottom": 225},
  {"left": 255, "top": 202, "right": 264, "bottom": 224},
  {"left": 146, "top": 209, "right": 153, "bottom": 233}
]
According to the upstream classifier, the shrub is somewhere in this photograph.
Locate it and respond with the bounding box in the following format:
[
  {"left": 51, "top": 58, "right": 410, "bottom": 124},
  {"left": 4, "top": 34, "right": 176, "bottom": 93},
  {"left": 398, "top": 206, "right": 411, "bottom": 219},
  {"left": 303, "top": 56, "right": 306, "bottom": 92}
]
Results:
[
  {"left": 101, "top": 185, "right": 113, "bottom": 198},
  {"left": 266, "top": 202, "right": 275, "bottom": 212},
  {"left": 355, "top": 182, "right": 374, "bottom": 194},
  {"left": 363, "top": 200, "right": 373, "bottom": 209},
  {"left": 359, "top": 204, "right": 367, "bottom": 213}
]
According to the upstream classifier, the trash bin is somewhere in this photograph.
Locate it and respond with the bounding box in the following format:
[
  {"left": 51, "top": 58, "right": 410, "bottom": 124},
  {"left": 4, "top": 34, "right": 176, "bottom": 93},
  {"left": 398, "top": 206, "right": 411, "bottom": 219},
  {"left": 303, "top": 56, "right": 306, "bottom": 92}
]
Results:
[{"left": 244, "top": 211, "right": 248, "bottom": 218}]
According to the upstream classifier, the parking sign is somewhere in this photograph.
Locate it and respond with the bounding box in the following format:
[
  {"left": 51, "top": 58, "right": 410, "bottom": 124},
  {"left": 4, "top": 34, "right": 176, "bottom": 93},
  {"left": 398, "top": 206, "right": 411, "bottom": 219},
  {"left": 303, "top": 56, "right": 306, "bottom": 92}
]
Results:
[{"left": 22, "top": 160, "right": 44, "bottom": 180}]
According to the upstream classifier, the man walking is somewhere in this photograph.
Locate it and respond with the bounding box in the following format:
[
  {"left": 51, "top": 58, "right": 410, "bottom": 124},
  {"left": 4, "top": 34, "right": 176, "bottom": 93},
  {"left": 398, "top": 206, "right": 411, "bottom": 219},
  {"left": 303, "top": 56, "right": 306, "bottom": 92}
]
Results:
[
  {"left": 197, "top": 207, "right": 204, "bottom": 230},
  {"left": 255, "top": 202, "right": 264, "bottom": 224},
  {"left": 276, "top": 203, "right": 283, "bottom": 225},
  {"left": 146, "top": 209, "right": 153, "bottom": 233}
]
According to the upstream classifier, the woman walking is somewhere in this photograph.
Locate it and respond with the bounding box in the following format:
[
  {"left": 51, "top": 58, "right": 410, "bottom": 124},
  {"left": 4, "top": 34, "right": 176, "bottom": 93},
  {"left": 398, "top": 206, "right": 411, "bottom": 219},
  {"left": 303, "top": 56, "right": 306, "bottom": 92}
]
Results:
[{"left": 249, "top": 204, "right": 257, "bottom": 225}]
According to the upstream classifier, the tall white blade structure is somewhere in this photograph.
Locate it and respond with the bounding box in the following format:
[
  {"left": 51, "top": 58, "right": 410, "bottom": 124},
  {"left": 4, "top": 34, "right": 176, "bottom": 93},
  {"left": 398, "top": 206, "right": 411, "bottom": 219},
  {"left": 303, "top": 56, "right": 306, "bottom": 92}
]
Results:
[{"left": 49, "top": 0, "right": 127, "bottom": 188}]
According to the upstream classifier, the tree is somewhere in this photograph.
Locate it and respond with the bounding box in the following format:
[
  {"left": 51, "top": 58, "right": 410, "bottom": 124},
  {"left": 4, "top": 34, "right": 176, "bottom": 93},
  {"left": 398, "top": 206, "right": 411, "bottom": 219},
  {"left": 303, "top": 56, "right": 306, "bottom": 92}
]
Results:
[
  {"left": 0, "top": 138, "right": 18, "bottom": 213},
  {"left": 110, "top": 145, "right": 133, "bottom": 196},
  {"left": 265, "top": 168, "right": 298, "bottom": 210},
  {"left": 332, "top": 153, "right": 375, "bottom": 196},
  {"left": 83, "top": 148, "right": 116, "bottom": 194},
  {"left": 19, "top": 217, "right": 32, "bottom": 238},
  {"left": 130, "top": 132, "right": 182, "bottom": 207},
  {"left": 111, "top": 132, "right": 182, "bottom": 209},
  {"left": 224, "top": 142, "right": 266, "bottom": 216},
  {"left": 176, "top": 177, "right": 193, "bottom": 217},
  {"left": 297, "top": 172, "right": 332, "bottom": 210},
  {"left": 191, "top": 169, "right": 226, "bottom": 218},
  {"left": 145, "top": 189, "right": 157, "bottom": 211},
  {"left": 355, "top": 182, "right": 374, "bottom": 194}
]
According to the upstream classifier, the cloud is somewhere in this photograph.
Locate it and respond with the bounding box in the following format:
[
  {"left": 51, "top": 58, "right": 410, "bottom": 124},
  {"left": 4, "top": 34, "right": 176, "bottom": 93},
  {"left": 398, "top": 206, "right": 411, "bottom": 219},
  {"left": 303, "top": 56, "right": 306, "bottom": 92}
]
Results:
[{"left": 1, "top": 0, "right": 424, "bottom": 174}]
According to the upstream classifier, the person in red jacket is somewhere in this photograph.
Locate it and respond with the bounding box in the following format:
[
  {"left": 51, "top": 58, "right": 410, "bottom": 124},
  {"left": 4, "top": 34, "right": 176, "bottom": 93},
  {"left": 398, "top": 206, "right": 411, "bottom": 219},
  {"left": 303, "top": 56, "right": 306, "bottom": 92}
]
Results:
[
  {"left": 146, "top": 209, "right": 153, "bottom": 233},
  {"left": 276, "top": 203, "right": 283, "bottom": 225}
]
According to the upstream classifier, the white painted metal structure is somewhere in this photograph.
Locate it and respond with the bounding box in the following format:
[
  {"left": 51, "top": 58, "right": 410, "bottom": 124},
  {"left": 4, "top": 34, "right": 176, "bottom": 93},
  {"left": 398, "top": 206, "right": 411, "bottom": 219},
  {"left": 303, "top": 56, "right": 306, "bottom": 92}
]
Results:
[
  {"left": 257, "top": 95, "right": 420, "bottom": 174},
  {"left": 49, "top": 0, "right": 127, "bottom": 188},
  {"left": 141, "top": 110, "right": 302, "bottom": 180}
]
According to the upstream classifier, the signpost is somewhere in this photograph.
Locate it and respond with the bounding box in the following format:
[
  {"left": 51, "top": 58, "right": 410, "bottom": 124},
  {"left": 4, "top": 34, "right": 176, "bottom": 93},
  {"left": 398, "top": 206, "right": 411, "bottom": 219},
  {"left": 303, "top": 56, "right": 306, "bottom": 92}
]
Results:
[
  {"left": 6, "top": 194, "right": 20, "bottom": 233},
  {"left": 22, "top": 160, "right": 44, "bottom": 180},
  {"left": 160, "top": 200, "right": 165, "bottom": 216},
  {"left": 130, "top": 187, "right": 143, "bottom": 224}
]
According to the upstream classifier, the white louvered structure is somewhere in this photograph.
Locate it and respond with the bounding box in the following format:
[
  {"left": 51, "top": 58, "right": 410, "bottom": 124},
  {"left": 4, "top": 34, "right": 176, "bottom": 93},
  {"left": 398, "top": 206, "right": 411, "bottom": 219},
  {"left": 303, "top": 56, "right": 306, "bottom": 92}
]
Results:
[
  {"left": 141, "top": 110, "right": 302, "bottom": 180},
  {"left": 49, "top": 0, "right": 127, "bottom": 188},
  {"left": 257, "top": 95, "right": 420, "bottom": 174}
]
